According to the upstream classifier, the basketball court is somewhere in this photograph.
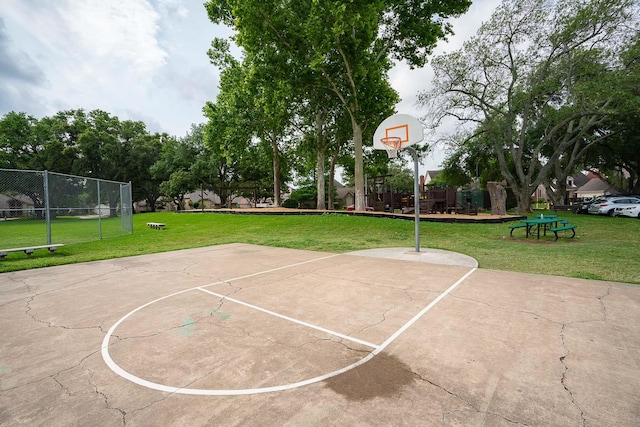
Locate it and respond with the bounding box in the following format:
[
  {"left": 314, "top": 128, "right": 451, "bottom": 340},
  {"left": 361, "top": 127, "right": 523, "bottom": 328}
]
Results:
[{"left": 1, "top": 243, "right": 639, "bottom": 426}]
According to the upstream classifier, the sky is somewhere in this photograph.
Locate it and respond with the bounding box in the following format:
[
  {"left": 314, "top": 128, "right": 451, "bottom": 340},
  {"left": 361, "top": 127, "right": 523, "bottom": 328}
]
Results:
[{"left": 0, "top": 0, "right": 500, "bottom": 173}]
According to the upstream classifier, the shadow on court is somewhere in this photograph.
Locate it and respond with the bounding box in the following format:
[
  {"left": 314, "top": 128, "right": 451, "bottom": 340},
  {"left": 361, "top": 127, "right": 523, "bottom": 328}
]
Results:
[{"left": 0, "top": 243, "right": 638, "bottom": 426}]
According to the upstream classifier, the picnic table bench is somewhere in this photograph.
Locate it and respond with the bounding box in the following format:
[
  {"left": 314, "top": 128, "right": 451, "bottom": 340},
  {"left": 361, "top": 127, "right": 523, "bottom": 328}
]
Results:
[
  {"left": 146, "top": 222, "right": 166, "bottom": 230},
  {"left": 548, "top": 225, "right": 577, "bottom": 241},
  {"left": 508, "top": 223, "right": 528, "bottom": 237},
  {"left": 0, "top": 244, "right": 64, "bottom": 260},
  {"left": 508, "top": 216, "right": 576, "bottom": 240}
]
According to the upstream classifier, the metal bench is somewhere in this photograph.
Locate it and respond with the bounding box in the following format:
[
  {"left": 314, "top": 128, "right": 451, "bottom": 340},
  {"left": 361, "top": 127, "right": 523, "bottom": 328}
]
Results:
[
  {"left": 548, "top": 225, "right": 577, "bottom": 241},
  {"left": 0, "top": 244, "right": 64, "bottom": 260},
  {"left": 508, "top": 223, "right": 528, "bottom": 237},
  {"left": 146, "top": 222, "right": 166, "bottom": 230}
]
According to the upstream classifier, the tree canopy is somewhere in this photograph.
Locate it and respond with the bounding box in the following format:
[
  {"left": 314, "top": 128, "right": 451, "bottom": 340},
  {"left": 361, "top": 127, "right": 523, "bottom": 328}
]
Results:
[
  {"left": 204, "top": 0, "right": 471, "bottom": 210},
  {"left": 421, "top": 0, "right": 639, "bottom": 212}
]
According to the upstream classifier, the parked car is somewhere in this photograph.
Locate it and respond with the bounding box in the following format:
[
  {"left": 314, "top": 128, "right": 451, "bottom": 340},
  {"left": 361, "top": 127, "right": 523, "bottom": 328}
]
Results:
[
  {"left": 588, "top": 196, "right": 640, "bottom": 216},
  {"left": 615, "top": 204, "right": 640, "bottom": 218},
  {"left": 346, "top": 205, "right": 374, "bottom": 211},
  {"left": 576, "top": 196, "right": 611, "bottom": 214}
]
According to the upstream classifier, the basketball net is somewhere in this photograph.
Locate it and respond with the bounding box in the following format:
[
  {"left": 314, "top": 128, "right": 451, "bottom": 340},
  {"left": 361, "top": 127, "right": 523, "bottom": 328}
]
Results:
[{"left": 380, "top": 136, "right": 402, "bottom": 159}]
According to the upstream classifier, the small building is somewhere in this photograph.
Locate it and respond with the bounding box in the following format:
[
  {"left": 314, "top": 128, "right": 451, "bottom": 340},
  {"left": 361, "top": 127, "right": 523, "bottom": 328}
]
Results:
[
  {"left": 423, "top": 170, "right": 441, "bottom": 186},
  {"left": 336, "top": 181, "right": 354, "bottom": 209},
  {"left": 93, "top": 204, "right": 111, "bottom": 217},
  {"left": 533, "top": 172, "right": 592, "bottom": 203},
  {"left": 576, "top": 177, "right": 620, "bottom": 199},
  {"left": 0, "top": 193, "right": 35, "bottom": 218}
]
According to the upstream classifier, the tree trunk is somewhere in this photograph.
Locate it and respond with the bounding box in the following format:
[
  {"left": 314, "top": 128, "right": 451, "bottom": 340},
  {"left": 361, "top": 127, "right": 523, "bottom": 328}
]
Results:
[
  {"left": 328, "top": 152, "right": 337, "bottom": 210},
  {"left": 487, "top": 181, "right": 507, "bottom": 215},
  {"left": 515, "top": 189, "right": 532, "bottom": 214},
  {"left": 316, "top": 149, "right": 326, "bottom": 210},
  {"left": 316, "top": 112, "right": 326, "bottom": 210},
  {"left": 352, "top": 121, "right": 365, "bottom": 210},
  {"left": 271, "top": 136, "right": 281, "bottom": 207}
]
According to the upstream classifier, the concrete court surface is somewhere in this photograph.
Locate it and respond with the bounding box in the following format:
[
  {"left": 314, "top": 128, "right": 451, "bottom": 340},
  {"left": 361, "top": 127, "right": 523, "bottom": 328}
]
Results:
[{"left": 0, "top": 243, "right": 638, "bottom": 426}]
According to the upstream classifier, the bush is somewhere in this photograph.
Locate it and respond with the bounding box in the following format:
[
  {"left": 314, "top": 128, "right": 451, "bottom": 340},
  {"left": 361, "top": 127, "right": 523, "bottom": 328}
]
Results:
[{"left": 282, "top": 198, "right": 298, "bottom": 208}]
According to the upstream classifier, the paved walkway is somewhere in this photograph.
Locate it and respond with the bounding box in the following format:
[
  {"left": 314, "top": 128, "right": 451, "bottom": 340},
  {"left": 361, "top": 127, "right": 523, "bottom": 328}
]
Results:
[{"left": 0, "top": 244, "right": 638, "bottom": 426}]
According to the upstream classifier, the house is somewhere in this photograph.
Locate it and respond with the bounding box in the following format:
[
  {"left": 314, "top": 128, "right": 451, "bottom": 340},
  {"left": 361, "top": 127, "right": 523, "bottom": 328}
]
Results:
[
  {"left": 533, "top": 172, "right": 592, "bottom": 202},
  {"left": 335, "top": 180, "right": 354, "bottom": 209},
  {"left": 567, "top": 173, "right": 591, "bottom": 200},
  {"left": 576, "top": 177, "right": 620, "bottom": 199},
  {"left": 0, "top": 193, "right": 35, "bottom": 218},
  {"left": 423, "top": 170, "right": 441, "bottom": 185},
  {"left": 183, "top": 189, "right": 223, "bottom": 209},
  {"left": 93, "top": 204, "right": 111, "bottom": 217}
]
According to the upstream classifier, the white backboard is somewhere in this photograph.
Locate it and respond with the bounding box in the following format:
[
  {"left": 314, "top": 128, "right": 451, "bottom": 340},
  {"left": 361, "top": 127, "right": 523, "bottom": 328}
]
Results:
[{"left": 372, "top": 114, "right": 424, "bottom": 151}]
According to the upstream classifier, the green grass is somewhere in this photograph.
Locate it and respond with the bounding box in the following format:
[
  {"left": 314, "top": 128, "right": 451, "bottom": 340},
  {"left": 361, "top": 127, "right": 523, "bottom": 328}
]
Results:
[
  {"left": 1, "top": 210, "right": 639, "bottom": 284},
  {"left": 0, "top": 215, "right": 126, "bottom": 247}
]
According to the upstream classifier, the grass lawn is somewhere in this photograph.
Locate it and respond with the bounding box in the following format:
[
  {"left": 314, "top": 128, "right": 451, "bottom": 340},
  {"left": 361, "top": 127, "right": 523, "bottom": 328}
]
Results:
[{"left": 1, "top": 210, "right": 638, "bottom": 284}]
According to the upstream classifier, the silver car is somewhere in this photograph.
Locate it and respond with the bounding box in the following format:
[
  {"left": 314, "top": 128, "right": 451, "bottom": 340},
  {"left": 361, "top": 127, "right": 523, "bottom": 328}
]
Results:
[
  {"left": 588, "top": 196, "right": 640, "bottom": 216},
  {"left": 615, "top": 204, "right": 640, "bottom": 218}
]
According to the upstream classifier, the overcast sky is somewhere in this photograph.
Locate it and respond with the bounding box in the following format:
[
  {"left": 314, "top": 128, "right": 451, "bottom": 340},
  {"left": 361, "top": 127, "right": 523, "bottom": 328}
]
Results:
[{"left": 0, "top": 0, "right": 500, "bottom": 172}]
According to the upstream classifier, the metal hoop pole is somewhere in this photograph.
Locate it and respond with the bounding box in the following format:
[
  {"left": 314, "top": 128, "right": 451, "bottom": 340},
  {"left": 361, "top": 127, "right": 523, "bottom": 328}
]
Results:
[{"left": 407, "top": 147, "right": 420, "bottom": 252}]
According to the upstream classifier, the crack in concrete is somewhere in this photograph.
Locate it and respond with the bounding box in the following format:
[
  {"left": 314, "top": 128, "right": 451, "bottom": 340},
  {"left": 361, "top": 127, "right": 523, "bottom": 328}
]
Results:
[
  {"left": 29, "top": 349, "right": 129, "bottom": 426},
  {"left": 87, "top": 368, "right": 127, "bottom": 426},
  {"left": 356, "top": 305, "right": 391, "bottom": 335},
  {"left": 124, "top": 360, "right": 229, "bottom": 418},
  {"left": 109, "top": 298, "right": 229, "bottom": 343},
  {"left": 25, "top": 295, "right": 107, "bottom": 333},
  {"left": 597, "top": 284, "right": 611, "bottom": 322},
  {"left": 4, "top": 348, "right": 99, "bottom": 398},
  {"left": 232, "top": 324, "right": 319, "bottom": 349},
  {"left": 451, "top": 293, "right": 605, "bottom": 426},
  {"left": 214, "top": 279, "right": 243, "bottom": 298},
  {"left": 313, "top": 336, "right": 373, "bottom": 354},
  {"left": 0, "top": 276, "right": 33, "bottom": 307},
  {"left": 411, "top": 369, "right": 530, "bottom": 426},
  {"left": 559, "top": 324, "right": 586, "bottom": 427},
  {"left": 312, "top": 269, "right": 427, "bottom": 294}
]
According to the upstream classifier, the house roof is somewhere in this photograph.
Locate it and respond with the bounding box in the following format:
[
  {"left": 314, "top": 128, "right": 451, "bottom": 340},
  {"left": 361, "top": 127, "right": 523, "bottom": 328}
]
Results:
[
  {"left": 337, "top": 186, "right": 354, "bottom": 199},
  {"left": 571, "top": 172, "right": 590, "bottom": 188},
  {"left": 184, "top": 190, "right": 222, "bottom": 204},
  {"left": 576, "top": 177, "right": 619, "bottom": 195},
  {"left": 0, "top": 193, "right": 35, "bottom": 206}
]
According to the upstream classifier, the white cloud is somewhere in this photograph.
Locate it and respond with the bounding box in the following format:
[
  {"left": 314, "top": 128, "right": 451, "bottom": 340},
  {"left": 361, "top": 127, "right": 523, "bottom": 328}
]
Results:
[
  {"left": 4, "top": 1, "right": 167, "bottom": 78},
  {"left": 0, "top": 0, "right": 499, "bottom": 173},
  {"left": 0, "top": 0, "right": 223, "bottom": 135},
  {"left": 157, "top": 0, "right": 189, "bottom": 20}
]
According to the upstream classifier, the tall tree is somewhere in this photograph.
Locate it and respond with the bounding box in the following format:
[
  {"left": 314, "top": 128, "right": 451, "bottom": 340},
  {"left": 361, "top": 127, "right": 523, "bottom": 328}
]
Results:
[
  {"left": 585, "top": 32, "right": 640, "bottom": 192},
  {"left": 203, "top": 46, "right": 254, "bottom": 207},
  {"left": 205, "top": 0, "right": 471, "bottom": 210},
  {"left": 0, "top": 111, "right": 39, "bottom": 169},
  {"left": 150, "top": 131, "right": 199, "bottom": 211},
  {"left": 421, "top": 0, "right": 638, "bottom": 213}
]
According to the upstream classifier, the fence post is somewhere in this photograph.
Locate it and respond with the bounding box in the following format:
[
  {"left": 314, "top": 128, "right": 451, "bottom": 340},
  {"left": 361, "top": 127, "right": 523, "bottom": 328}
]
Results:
[
  {"left": 97, "top": 179, "right": 103, "bottom": 240},
  {"left": 44, "top": 170, "right": 52, "bottom": 245},
  {"left": 128, "top": 182, "right": 133, "bottom": 232}
]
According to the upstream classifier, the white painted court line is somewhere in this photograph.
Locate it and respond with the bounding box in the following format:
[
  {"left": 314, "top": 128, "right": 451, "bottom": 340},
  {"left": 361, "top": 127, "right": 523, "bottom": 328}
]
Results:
[
  {"left": 196, "top": 287, "right": 379, "bottom": 349},
  {"left": 102, "top": 253, "right": 477, "bottom": 396}
]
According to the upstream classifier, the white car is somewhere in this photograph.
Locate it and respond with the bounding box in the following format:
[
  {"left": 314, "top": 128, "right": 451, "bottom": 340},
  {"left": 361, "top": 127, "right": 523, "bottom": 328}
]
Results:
[
  {"left": 615, "top": 204, "right": 640, "bottom": 218},
  {"left": 588, "top": 196, "right": 640, "bottom": 216}
]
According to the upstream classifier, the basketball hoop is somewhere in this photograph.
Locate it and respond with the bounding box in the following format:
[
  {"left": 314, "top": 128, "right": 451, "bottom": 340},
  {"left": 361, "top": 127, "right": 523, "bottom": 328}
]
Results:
[
  {"left": 373, "top": 114, "right": 425, "bottom": 253},
  {"left": 380, "top": 136, "right": 402, "bottom": 159}
]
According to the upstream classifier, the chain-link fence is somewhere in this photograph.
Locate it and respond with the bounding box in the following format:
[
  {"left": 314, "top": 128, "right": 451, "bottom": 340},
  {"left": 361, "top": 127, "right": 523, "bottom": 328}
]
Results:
[{"left": 0, "top": 169, "right": 133, "bottom": 248}]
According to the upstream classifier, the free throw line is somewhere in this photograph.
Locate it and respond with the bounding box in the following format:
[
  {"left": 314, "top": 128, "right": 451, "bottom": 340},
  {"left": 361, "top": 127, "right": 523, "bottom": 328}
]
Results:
[{"left": 196, "top": 287, "right": 379, "bottom": 349}]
